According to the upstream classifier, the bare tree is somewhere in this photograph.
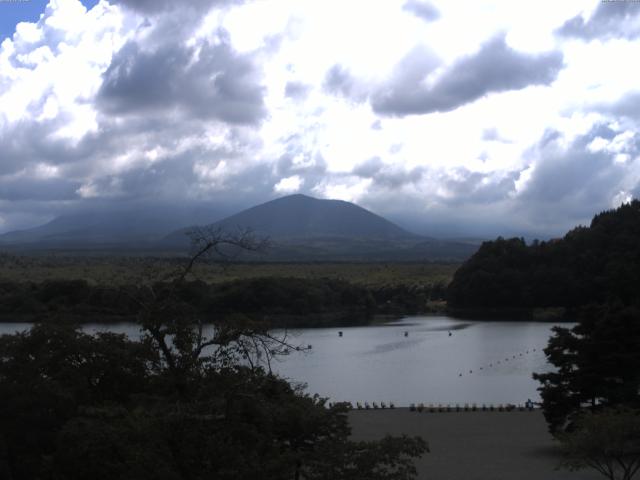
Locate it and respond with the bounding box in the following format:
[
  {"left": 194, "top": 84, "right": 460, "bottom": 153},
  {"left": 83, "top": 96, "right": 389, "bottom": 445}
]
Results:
[{"left": 132, "top": 226, "right": 307, "bottom": 392}]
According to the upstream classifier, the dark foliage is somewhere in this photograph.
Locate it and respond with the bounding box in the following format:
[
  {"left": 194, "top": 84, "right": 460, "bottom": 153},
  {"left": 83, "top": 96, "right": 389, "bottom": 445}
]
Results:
[
  {"left": 0, "top": 276, "right": 446, "bottom": 326},
  {"left": 557, "top": 408, "right": 640, "bottom": 480},
  {"left": 0, "top": 277, "right": 374, "bottom": 325},
  {"left": 0, "top": 228, "right": 427, "bottom": 479},
  {"left": 447, "top": 200, "right": 640, "bottom": 313},
  {"left": 533, "top": 305, "right": 640, "bottom": 434},
  {"left": 370, "top": 282, "right": 446, "bottom": 314},
  {"left": 0, "top": 324, "right": 428, "bottom": 480}
]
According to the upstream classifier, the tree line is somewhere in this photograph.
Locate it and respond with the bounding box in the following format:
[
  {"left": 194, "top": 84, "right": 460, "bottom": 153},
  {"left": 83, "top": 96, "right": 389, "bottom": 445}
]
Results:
[
  {"left": 0, "top": 277, "right": 447, "bottom": 327},
  {"left": 447, "top": 200, "right": 640, "bottom": 315}
]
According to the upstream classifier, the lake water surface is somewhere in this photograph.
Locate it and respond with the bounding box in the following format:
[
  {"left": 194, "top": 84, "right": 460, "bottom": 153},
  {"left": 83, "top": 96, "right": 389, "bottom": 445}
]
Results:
[{"left": 0, "top": 316, "right": 561, "bottom": 406}]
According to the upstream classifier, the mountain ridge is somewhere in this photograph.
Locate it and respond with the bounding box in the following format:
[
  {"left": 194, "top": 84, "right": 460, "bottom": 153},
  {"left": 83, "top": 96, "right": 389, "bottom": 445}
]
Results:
[
  {"left": 0, "top": 194, "right": 480, "bottom": 260},
  {"left": 164, "top": 194, "right": 419, "bottom": 244},
  {"left": 163, "top": 194, "right": 478, "bottom": 260}
]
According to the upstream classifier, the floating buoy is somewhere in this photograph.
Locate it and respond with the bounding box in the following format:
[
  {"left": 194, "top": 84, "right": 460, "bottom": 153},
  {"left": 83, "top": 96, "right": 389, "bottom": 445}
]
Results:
[
  {"left": 448, "top": 331, "right": 452, "bottom": 336},
  {"left": 404, "top": 331, "right": 408, "bottom": 337}
]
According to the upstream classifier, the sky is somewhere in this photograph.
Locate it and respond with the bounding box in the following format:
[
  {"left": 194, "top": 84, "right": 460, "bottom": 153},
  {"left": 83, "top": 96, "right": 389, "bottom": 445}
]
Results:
[{"left": 0, "top": 0, "right": 639, "bottom": 238}]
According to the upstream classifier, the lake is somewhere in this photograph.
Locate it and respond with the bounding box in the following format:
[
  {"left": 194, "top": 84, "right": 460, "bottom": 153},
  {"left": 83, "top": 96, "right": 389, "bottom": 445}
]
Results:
[{"left": 0, "top": 316, "right": 561, "bottom": 406}]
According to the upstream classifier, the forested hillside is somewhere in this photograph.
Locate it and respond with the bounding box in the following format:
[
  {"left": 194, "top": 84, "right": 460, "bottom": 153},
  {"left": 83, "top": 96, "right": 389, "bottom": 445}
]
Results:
[{"left": 447, "top": 200, "right": 640, "bottom": 315}]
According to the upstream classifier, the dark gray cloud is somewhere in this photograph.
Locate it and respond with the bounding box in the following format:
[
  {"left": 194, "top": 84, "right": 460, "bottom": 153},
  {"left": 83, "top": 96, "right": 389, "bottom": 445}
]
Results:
[
  {"left": 97, "top": 40, "right": 266, "bottom": 124},
  {"left": 0, "top": 96, "right": 270, "bottom": 221},
  {"left": 517, "top": 124, "right": 635, "bottom": 225},
  {"left": 0, "top": 176, "right": 81, "bottom": 201},
  {"left": 106, "top": 0, "right": 245, "bottom": 45},
  {"left": 284, "top": 81, "right": 311, "bottom": 100},
  {"left": 349, "top": 122, "right": 640, "bottom": 238},
  {"left": 438, "top": 168, "right": 520, "bottom": 206},
  {"left": 599, "top": 90, "right": 640, "bottom": 120},
  {"left": 372, "top": 34, "right": 564, "bottom": 116},
  {"left": 353, "top": 156, "right": 384, "bottom": 178},
  {"left": 110, "top": 0, "right": 237, "bottom": 16},
  {"left": 355, "top": 181, "right": 528, "bottom": 240},
  {"left": 557, "top": 2, "right": 640, "bottom": 40},
  {"left": 0, "top": 0, "right": 275, "bottom": 234},
  {"left": 322, "top": 64, "right": 366, "bottom": 101},
  {"left": 402, "top": 0, "right": 440, "bottom": 22},
  {"left": 0, "top": 116, "right": 106, "bottom": 177},
  {"left": 353, "top": 157, "right": 424, "bottom": 189}
]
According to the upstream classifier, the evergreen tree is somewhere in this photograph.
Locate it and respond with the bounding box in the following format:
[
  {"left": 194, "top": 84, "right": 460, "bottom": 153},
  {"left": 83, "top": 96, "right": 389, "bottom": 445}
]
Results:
[{"left": 534, "top": 305, "right": 640, "bottom": 433}]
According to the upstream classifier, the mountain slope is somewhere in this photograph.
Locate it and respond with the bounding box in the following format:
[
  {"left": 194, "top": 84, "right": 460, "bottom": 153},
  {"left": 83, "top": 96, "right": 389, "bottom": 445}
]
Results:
[
  {"left": 166, "top": 194, "right": 416, "bottom": 243},
  {"left": 0, "top": 194, "right": 480, "bottom": 260},
  {"left": 0, "top": 205, "right": 227, "bottom": 249},
  {"left": 164, "top": 194, "right": 478, "bottom": 260}
]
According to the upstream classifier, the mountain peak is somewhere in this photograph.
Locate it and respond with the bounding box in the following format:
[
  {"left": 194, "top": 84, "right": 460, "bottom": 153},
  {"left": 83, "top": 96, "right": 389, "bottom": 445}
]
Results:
[{"left": 203, "top": 194, "right": 415, "bottom": 240}]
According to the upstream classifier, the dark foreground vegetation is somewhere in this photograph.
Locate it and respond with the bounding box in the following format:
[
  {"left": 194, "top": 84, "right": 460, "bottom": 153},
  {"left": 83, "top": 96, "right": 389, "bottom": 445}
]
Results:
[
  {"left": 447, "top": 201, "right": 640, "bottom": 479},
  {"left": 0, "top": 229, "right": 427, "bottom": 480}
]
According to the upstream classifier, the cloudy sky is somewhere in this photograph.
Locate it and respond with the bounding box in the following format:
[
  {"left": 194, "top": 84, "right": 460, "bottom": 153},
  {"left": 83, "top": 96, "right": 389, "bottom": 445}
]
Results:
[{"left": 1, "top": 0, "right": 639, "bottom": 238}]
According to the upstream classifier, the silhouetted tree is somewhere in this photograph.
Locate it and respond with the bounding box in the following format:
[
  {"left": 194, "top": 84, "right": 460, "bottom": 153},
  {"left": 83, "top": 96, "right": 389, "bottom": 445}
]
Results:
[
  {"left": 534, "top": 305, "right": 640, "bottom": 433},
  {"left": 558, "top": 408, "right": 640, "bottom": 480}
]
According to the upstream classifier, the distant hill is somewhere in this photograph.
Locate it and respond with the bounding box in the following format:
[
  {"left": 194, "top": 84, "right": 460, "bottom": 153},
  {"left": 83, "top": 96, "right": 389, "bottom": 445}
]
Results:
[
  {"left": 0, "top": 205, "right": 227, "bottom": 250},
  {"left": 164, "top": 194, "right": 478, "bottom": 261},
  {"left": 447, "top": 199, "right": 640, "bottom": 314}
]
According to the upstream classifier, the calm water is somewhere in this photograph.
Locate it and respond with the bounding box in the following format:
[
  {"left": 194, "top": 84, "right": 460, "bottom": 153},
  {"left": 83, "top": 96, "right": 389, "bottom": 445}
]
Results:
[{"left": 0, "top": 316, "right": 561, "bottom": 406}]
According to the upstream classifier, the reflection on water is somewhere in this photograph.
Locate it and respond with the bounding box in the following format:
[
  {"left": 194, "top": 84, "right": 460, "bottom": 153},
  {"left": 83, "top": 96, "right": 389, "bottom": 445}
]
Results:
[
  {"left": 366, "top": 338, "right": 426, "bottom": 355},
  {"left": 0, "top": 316, "right": 564, "bottom": 406}
]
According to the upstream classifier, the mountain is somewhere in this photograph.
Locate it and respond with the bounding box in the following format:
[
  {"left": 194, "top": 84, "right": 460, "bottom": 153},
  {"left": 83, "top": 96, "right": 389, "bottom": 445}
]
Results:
[
  {"left": 164, "top": 194, "right": 478, "bottom": 260},
  {"left": 166, "top": 194, "right": 415, "bottom": 241},
  {"left": 0, "top": 205, "right": 228, "bottom": 250},
  {"left": 0, "top": 194, "right": 480, "bottom": 259}
]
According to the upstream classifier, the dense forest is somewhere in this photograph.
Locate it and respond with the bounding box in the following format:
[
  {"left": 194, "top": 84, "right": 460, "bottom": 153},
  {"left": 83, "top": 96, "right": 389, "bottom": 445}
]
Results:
[
  {"left": 0, "top": 276, "right": 447, "bottom": 327},
  {"left": 447, "top": 200, "right": 640, "bottom": 317}
]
